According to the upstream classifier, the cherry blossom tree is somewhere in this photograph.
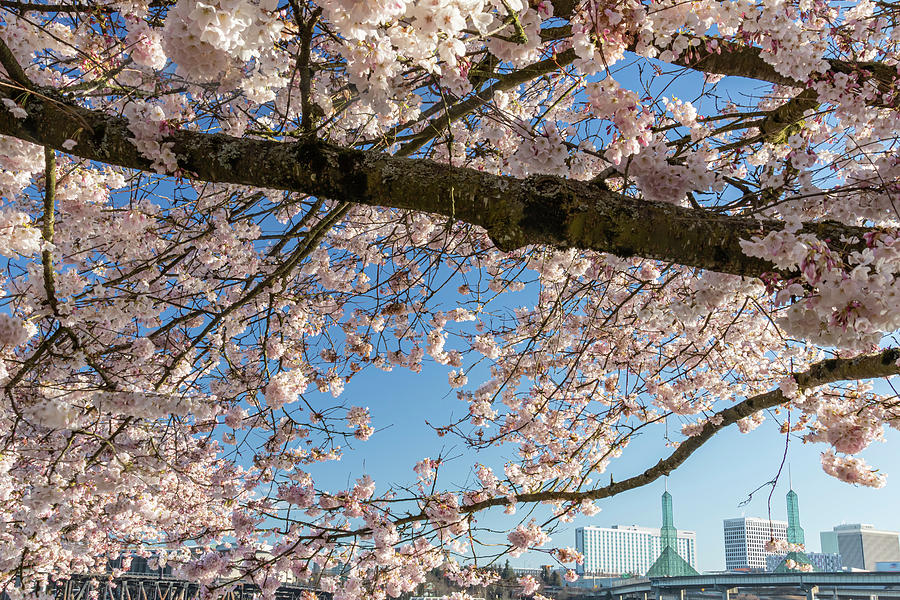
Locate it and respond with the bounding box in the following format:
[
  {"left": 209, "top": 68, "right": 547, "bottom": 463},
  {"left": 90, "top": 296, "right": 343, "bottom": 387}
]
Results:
[{"left": 0, "top": 0, "right": 898, "bottom": 597}]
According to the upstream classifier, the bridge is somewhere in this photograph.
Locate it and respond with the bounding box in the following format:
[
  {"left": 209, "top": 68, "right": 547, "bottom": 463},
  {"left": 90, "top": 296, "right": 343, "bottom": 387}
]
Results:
[
  {"left": 47, "top": 574, "right": 321, "bottom": 600},
  {"left": 601, "top": 573, "right": 900, "bottom": 600}
]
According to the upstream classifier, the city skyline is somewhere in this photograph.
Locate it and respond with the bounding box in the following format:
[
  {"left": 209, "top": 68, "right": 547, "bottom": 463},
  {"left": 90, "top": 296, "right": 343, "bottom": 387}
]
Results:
[
  {"left": 516, "top": 414, "right": 900, "bottom": 573},
  {"left": 572, "top": 485, "right": 895, "bottom": 576}
]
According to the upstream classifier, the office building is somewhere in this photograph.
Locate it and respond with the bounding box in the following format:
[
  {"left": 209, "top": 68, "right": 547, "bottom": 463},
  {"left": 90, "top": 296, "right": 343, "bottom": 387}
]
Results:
[
  {"left": 724, "top": 517, "right": 788, "bottom": 570},
  {"left": 822, "top": 530, "right": 839, "bottom": 554},
  {"left": 576, "top": 496, "right": 697, "bottom": 577},
  {"left": 821, "top": 524, "right": 900, "bottom": 570}
]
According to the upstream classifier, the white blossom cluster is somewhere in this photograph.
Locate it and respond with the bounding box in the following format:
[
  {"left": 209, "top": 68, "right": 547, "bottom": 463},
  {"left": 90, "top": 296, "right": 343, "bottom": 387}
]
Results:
[{"left": 162, "top": 0, "right": 283, "bottom": 81}]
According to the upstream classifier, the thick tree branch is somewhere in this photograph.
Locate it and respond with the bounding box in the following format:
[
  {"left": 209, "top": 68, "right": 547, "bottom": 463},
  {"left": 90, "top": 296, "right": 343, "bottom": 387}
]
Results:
[
  {"left": 0, "top": 83, "right": 874, "bottom": 279},
  {"left": 0, "top": 1, "right": 114, "bottom": 12},
  {"left": 295, "top": 6, "right": 322, "bottom": 134},
  {"left": 758, "top": 88, "right": 819, "bottom": 142},
  {"left": 525, "top": 25, "right": 898, "bottom": 105},
  {"left": 668, "top": 39, "right": 898, "bottom": 110},
  {"left": 680, "top": 40, "right": 898, "bottom": 95},
  {"left": 41, "top": 146, "right": 58, "bottom": 315}
]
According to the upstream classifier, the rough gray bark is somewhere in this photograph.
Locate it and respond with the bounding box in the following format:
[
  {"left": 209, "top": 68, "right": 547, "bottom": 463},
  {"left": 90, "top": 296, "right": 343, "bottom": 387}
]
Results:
[{"left": 0, "top": 82, "right": 873, "bottom": 279}]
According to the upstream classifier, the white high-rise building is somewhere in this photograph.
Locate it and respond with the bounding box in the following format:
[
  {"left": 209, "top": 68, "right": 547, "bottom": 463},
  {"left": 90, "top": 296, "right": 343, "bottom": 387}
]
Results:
[
  {"left": 575, "top": 525, "right": 697, "bottom": 576},
  {"left": 724, "top": 517, "right": 788, "bottom": 570}
]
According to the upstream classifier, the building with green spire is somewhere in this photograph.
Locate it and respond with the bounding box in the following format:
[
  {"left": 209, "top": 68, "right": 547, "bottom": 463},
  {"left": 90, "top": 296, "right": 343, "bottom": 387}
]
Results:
[
  {"left": 772, "top": 489, "right": 815, "bottom": 573},
  {"left": 646, "top": 491, "right": 699, "bottom": 577},
  {"left": 786, "top": 489, "right": 805, "bottom": 546}
]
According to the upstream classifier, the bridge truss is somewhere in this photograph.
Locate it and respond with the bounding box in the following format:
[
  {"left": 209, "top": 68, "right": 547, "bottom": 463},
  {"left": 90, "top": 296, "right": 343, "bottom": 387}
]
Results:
[{"left": 48, "top": 575, "right": 320, "bottom": 600}]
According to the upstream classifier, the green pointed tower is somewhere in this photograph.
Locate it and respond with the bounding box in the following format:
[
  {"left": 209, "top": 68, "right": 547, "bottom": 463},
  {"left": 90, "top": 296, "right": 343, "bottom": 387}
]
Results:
[
  {"left": 773, "top": 489, "right": 816, "bottom": 572},
  {"left": 646, "top": 490, "right": 698, "bottom": 577},
  {"left": 660, "top": 491, "right": 676, "bottom": 548},
  {"left": 786, "top": 489, "right": 805, "bottom": 546}
]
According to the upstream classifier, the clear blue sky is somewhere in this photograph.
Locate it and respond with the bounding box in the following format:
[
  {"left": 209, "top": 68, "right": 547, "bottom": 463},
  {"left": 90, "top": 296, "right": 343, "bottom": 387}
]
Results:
[{"left": 305, "top": 361, "right": 900, "bottom": 573}]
